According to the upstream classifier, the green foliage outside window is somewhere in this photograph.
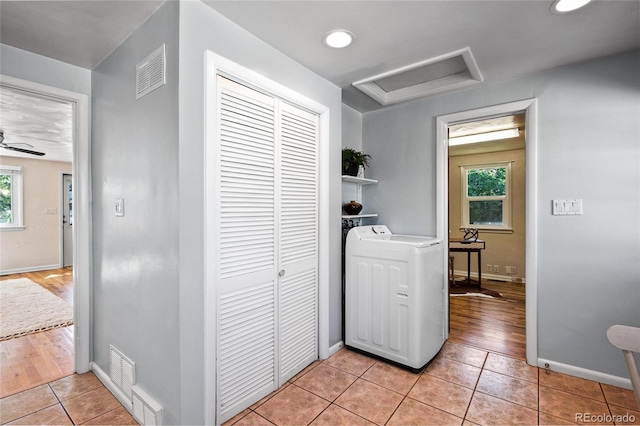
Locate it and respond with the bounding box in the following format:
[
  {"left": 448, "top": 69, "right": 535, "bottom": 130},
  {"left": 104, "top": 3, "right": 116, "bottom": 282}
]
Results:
[
  {"left": 0, "top": 174, "right": 12, "bottom": 223},
  {"left": 469, "top": 200, "right": 503, "bottom": 224},
  {"left": 467, "top": 167, "right": 506, "bottom": 197},
  {"left": 466, "top": 166, "right": 507, "bottom": 225}
]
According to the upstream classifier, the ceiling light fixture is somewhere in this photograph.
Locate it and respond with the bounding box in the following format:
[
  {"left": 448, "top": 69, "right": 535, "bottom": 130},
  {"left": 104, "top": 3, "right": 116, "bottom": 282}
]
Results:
[
  {"left": 550, "top": 0, "right": 592, "bottom": 13},
  {"left": 323, "top": 30, "right": 354, "bottom": 49},
  {"left": 449, "top": 128, "right": 520, "bottom": 146}
]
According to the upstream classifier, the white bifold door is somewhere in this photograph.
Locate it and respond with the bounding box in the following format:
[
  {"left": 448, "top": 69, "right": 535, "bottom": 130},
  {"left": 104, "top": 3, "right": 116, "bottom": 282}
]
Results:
[{"left": 214, "top": 75, "right": 319, "bottom": 423}]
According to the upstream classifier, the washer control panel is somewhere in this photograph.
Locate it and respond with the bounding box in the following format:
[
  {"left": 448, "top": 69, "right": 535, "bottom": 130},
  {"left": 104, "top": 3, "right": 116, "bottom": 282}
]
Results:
[{"left": 348, "top": 225, "right": 391, "bottom": 239}]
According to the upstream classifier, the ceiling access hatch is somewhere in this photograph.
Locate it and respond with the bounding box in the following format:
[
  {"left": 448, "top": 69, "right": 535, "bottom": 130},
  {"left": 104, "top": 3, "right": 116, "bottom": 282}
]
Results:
[{"left": 353, "top": 47, "right": 483, "bottom": 106}]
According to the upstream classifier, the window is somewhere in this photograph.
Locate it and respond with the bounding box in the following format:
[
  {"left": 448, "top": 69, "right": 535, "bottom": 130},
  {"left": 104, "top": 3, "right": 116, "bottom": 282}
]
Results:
[
  {"left": 0, "top": 165, "right": 24, "bottom": 230},
  {"left": 461, "top": 162, "right": 512, "bottom": 231}
]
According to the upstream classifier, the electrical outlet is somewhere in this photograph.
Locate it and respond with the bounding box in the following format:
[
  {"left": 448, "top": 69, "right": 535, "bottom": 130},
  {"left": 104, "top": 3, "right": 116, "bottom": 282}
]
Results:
[
  {"left": 487, "top": 264, "right": 492, "bottom": 272},
  {"left": 494, "top": 265, "right": 499, "bottom": 273},
  {"left": 511, "top": 266, "right": 517, "bottom": 274}
]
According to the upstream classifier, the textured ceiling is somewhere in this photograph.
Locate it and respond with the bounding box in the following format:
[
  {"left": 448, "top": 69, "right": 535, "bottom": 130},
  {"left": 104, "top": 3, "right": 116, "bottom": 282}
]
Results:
[{"left": 0, "top": 86, "right": 73, "bottom": 163}]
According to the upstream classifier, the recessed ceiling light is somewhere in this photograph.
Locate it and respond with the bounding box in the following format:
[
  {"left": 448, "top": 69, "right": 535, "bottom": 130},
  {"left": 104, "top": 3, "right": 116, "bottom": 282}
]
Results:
[
  {"left": 323, "top": 30, "right": 354, "bottom": 49},
  {"left": 550, "top": 0, "right": 592, "bottom": 13}
]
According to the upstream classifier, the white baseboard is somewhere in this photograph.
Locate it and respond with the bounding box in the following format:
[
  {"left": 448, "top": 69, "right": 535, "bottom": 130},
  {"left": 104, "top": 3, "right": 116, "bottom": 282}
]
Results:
[
  {"left": 538, "top": 358, "right": 633, "bottom": 390},
  {"left": 452, "top": 269, "right": 526, "bottom": 284},
  {"left": 328, "top": 341, "right": 344, "bottom": 358},
  {"left": 91, "top": 362, "right": 134, "bottom": 411},
  {"left": 0, "top": 264, "right": 61, "bottom": 276}
]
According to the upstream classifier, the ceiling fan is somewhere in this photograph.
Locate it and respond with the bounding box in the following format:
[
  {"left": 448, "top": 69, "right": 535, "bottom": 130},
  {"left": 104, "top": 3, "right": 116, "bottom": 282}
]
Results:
[{"left": 0, "top": 131, "right": 46, "bottom": 156}]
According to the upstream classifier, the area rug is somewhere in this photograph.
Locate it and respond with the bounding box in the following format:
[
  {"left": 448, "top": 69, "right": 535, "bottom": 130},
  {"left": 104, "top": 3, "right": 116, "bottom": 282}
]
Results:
[
  {"left": 0, "top": 278, "right": 73, "bottom": 340},
  {"left": 449, "top": 283, "right": 502, "bottom": 298}
]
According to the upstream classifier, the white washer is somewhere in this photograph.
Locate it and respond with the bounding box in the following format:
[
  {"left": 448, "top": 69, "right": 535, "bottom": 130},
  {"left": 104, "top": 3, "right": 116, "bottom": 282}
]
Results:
[{"left": 345, "top": 225, "right": 445, "bottom": 370}]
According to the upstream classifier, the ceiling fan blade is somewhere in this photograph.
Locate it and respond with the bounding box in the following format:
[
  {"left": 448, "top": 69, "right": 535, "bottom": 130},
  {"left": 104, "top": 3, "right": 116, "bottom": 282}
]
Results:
[{"left": 1, "top": 145, "right": 46, "bottom": 156}]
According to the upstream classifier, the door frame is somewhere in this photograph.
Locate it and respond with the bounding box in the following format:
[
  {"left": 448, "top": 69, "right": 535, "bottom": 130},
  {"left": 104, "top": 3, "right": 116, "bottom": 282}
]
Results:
[
  {"left": 203, "top": 51, "right": 331, "bottom": 425},
  {"left": 0, "top": 74, "right": 92, "bottom": 373},
  {"left": 436, "top": 98, "right": 538, "bottom": 365},
  {"left": 59, "top": 171, "right": 72, "bottom": 267}
]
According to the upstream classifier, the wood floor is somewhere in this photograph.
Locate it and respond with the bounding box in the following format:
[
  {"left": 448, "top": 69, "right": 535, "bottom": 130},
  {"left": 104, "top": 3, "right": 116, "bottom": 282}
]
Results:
[
  {"left": 0, "top": 268, "right": 74, "bottom": 398},
  {"left": 448, "top": 279, "right": 526, "bottom": 360}
]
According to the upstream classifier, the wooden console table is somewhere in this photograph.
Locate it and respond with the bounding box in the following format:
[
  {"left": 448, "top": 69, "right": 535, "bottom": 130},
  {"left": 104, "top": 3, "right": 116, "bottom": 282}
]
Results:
[{"left": 449, "top": 239, "right": 486, "bottom": 289}]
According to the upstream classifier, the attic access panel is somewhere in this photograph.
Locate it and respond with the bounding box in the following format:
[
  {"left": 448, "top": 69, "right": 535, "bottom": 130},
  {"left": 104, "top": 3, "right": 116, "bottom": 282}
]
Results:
[{"left": 353, "top": 47, "right": 483, "bottom": 106}]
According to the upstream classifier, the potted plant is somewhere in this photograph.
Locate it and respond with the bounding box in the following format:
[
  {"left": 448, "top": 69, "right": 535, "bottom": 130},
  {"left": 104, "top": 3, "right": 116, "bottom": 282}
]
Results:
[{"left": 342, "top": 148, "right": 371, "bottom": 176}]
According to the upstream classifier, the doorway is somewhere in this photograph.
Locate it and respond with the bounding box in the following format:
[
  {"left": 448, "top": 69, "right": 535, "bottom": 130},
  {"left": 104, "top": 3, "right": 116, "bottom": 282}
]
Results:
[
  {"left": 436, "top": 99, "right": 538, "bottom": 366},
  {"left": 62, "top": 173, "right": 73, "bottom": 268},
  {"left": 447, "top": 113, "right": 526, "bottom": 359},
  {"left": 0, "top": 74, "right": 91, "bottom": 375}
]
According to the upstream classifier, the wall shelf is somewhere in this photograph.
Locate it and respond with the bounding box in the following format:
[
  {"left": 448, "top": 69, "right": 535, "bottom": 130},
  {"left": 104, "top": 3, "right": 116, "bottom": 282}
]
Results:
[
  {"left": 342, "top": 175, "right": 378, "bottom": 225},
  {"left": 341, "top": 175, "right": 378, "bottom": 185},
  {"left": 342, "top": 213, "right": 379, "bottom": 220}
]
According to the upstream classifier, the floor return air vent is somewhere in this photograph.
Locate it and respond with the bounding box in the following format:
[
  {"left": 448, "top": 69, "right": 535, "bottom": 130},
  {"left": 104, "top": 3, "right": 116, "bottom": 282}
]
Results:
[{"left": 109, "top": 345, "right": 135, "bottom": 401}]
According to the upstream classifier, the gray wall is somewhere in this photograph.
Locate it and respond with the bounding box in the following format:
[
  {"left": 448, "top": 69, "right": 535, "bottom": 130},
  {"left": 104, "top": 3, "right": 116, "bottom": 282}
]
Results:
[
  {"left": 177, "top": 2, "right": 343, "bottom": 424},
  {"left": 363, "top": 50, "right": 640, "bottom": 379},
  {"left": 0, "top": 43, "right": 91, "bottom": 95},
  {"left": 91, "top": 2, "right": 181, "bottom": 424},
  {"left": 342, "top": 104, "right": 363, "bottom": 150}
]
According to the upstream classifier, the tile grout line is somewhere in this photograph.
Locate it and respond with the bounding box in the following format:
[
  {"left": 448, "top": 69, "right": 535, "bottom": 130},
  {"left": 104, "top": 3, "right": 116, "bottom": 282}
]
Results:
[
  {"left": 48, "top": 383, "right": 76, "bottom": 425},
  {"left": 0, "top": 386, "right": 62, "bottom": 425},
  {"left": 458, "top": 353, "right": 486, "bottom": 423},
  {"left": 319, "top": 358, "right": 379, "bottom": 424}
]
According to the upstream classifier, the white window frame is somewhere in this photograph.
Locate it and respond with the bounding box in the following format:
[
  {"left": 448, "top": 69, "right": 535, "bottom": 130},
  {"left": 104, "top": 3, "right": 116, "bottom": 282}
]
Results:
[
  {"left": 0, "top": 165, "right": 24, "bottom": 231},
  {"left": 461, "top": 162, "right": 512, "bottom": 232}
]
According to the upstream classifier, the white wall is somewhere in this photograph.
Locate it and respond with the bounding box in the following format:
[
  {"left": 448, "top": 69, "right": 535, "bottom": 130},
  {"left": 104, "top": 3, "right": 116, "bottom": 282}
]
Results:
[
  {"left": 0, "top": 156, "right": 71, "bottom": 273},
  {"left": 177, "top": 2, "right": 343, "bottom": 424},
  {"left": 91, "top": 2, "right": 180, "bottom": 424},
  {"left": 363, "top": 50, "right": 640, "bottom": 380}
]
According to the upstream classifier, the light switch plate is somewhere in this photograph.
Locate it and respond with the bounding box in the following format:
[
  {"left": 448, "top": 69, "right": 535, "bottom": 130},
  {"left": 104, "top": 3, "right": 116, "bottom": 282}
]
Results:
[
  {"left": 552, "top": 199, "right": 582, "bottom": 215},
  {"left": 115, "top": 198, "right": 124, "bottom": 217}
]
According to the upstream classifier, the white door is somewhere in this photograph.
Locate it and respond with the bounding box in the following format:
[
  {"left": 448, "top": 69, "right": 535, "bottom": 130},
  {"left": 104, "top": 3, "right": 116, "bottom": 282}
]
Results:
[
  {"left": 277, "top": 101, "right": 319, "bottom": 383},
  {"left": 215, "top": 76, "right": 319, "bottom": 423},
  {"left": 62, "top": 173, "right": 73, "bottom": 267}
]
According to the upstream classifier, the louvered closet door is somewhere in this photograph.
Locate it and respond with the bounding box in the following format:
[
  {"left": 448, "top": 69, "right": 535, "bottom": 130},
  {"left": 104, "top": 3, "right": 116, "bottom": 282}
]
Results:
[
  {"left": 215, "top": 76, "right": 319, "bottom": 421},
  {"left": 216, "top": 76, "right": 277, "bottom": 420},
  {"left": 278, "top": 102, "right": 319, "bottom": 383}
]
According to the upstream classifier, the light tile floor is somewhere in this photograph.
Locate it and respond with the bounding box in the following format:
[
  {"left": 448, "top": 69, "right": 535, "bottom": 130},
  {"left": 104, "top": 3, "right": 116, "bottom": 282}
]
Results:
[
  {"left": 2, "top": 341, "right": 638, "bottom": 425},
  {"left": 0, "top": 372, "right": 137, "bottom": 425},
  {"left": 225, "top": 341, "right": 640, "bottom": 426}
]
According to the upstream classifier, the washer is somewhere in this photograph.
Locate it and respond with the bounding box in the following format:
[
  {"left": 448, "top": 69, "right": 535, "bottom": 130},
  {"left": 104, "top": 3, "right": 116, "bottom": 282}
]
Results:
[{"left": 345, "top": 225, "right": 445, "bottom": 370}]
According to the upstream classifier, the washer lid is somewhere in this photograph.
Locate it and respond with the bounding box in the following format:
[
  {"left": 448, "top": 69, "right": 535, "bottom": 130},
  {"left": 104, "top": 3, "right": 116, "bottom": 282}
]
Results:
[{"left": 379, "top": 234, "right": 442, "bottom": 247}]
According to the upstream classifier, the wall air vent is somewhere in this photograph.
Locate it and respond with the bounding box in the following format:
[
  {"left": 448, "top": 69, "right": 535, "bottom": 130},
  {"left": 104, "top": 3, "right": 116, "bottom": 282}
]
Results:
[
  {"left": 352, "top": 47, "right": 483, "bottom": 106},
  {"left": 136, "top": 44, "right": 166, "bottom": 100}
]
